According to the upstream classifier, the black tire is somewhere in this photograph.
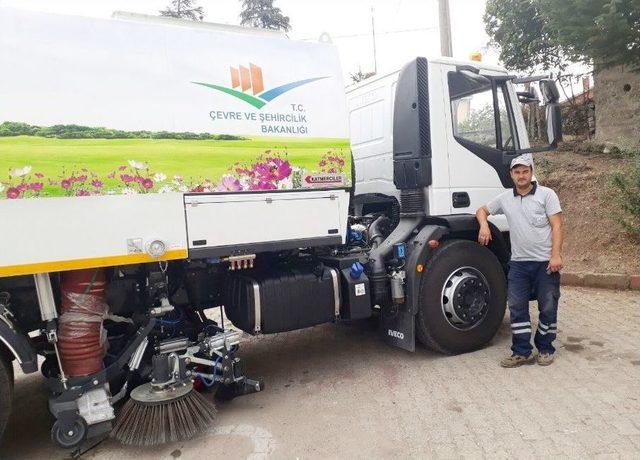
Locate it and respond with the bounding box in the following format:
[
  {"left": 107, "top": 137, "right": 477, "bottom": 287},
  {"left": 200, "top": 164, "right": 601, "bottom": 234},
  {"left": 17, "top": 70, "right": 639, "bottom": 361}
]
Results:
[
  {"left": 0, "top": 354, "right": 14, "bottom": 440},
  {"left": 415, "top": 239, "right": 506, "bottom": 354},
  {"left": 51, "top": 419, "right": 87, "bottom": 450}
]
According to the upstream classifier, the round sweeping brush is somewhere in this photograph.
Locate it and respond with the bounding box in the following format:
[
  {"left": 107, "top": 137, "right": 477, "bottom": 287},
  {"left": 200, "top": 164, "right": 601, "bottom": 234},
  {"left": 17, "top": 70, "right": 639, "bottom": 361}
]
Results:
[{"left": 111, "top": 380, "right": 216, "bottom": 446}]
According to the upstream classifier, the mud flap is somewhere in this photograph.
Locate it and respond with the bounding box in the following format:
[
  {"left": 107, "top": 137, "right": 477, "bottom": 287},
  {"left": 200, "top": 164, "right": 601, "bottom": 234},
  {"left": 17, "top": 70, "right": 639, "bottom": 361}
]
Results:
[{"left": 380, "top": 305, "right": 415, "bottom": 352}]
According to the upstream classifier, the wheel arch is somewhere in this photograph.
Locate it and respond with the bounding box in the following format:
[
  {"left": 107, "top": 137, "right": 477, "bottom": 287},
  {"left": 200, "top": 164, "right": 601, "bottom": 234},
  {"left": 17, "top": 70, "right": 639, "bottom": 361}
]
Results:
[{"left": 0, "top": 318, "right": 38, "bottom": 374}]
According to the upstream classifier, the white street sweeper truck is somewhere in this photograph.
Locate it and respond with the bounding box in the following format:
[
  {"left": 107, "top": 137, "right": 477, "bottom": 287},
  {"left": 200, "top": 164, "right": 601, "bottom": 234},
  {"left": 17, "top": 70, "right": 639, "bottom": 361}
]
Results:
[{"left": 0, "top": 8, "right": 562, "bottom": 450}]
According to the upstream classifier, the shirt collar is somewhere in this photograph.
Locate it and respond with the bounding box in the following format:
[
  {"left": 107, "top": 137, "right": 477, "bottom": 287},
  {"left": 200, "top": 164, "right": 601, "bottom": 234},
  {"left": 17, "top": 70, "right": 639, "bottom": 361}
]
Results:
[{"left": 513, "top": 181, "right": 537, "bottom": 197}]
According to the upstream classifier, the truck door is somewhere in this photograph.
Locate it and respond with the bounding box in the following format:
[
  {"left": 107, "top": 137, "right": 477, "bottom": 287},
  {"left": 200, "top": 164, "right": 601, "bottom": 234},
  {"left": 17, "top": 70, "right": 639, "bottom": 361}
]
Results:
[{"left": 442, "top": 66, "right": 521, "bottom": 215}]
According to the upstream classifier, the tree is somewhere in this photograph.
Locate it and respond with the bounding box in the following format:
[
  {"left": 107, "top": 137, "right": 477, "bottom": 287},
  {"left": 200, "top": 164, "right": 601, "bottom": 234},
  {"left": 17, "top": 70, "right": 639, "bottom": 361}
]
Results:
[
  {"left": 484, "top": 0, "right": 567, "bottom": 72},
  {"left": 540, "top": 0, "right": 640, "bottom": 70},
  {"left": 160, "top": 0, "right": 204, "bottom": 21},
  {"left": 484, "top": 0, "right": 640, "bottom": 72},
  {"left": 350, "top": 70, "right": 376, "bottom": 84},
  {"left": 239, "top": 0, "right": 291, "bottom": 31}
]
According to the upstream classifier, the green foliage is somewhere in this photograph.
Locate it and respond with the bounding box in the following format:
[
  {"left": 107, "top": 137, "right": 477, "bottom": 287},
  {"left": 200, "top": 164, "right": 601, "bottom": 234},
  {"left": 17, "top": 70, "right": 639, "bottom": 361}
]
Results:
[
  {"left": 0, "top": 121, "right": 39, "bottom": 137},
  {"left": 484, "top": 0, "right": 566, "bottom": 72},
  {"left": 457, "top": 104, "right": 497, "bottom": 146},
  {"left": 540, "top": 0, "right": 640, "bottom": 70},
  {"left": 239, "top": 0, "right": 291, "bottom": 31},
  {"left": 484, "top": 0, "right": 640, "bottom": 71},
  {"left": 610, "top": 152, "right": 640, "bottom": 235},
  {"left": 0, "top": 121, "right": 243, "bottom": 141},
  {"left": 160, "top": 0, "right": 204, "bottom": 21}
]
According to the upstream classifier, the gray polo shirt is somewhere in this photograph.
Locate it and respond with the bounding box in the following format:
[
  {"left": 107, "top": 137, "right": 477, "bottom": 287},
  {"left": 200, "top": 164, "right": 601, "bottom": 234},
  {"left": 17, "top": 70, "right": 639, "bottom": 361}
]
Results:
[{"left": 487, "top": 182, "right": 562, "bottom": 262}]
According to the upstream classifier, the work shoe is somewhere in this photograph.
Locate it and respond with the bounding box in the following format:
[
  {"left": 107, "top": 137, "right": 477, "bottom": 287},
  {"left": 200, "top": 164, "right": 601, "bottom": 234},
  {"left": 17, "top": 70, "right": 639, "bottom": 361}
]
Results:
[
  {"left": 537, "top": 353, "right": 555, "bottom": 366},
  {"left": 500, "top": 354, "right": 535, "bottom": 368}
]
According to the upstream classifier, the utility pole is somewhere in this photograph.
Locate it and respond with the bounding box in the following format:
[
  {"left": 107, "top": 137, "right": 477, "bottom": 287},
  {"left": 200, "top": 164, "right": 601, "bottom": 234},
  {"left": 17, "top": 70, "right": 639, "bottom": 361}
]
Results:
[
  {"left": 438, "top": 0, "right": 453, "bottom": 57},
  {"left": 371, "top": 7, "right": 378, "bottom": 74}
]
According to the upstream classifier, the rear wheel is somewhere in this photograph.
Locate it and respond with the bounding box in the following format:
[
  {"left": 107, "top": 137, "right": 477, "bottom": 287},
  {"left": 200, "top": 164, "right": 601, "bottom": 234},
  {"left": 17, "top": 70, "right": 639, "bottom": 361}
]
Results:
[
  {"left": 416, "top": 239, "right": 506, "bottom": 354},
  {"left": 0, "top": 353, "right": 14, "bottom": 440}
]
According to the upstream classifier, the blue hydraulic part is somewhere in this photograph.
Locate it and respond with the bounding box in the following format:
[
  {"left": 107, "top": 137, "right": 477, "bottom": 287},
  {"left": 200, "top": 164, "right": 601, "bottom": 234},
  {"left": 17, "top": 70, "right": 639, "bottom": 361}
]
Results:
[
  {"left": 393, "top": 243, "right": 406, "bottom": 260},
  {"left": 348, "top": 228, "right": 365, "bottom": 245},
  {"left": 350, "top": 262, "right": 364, "bottom": 280}
]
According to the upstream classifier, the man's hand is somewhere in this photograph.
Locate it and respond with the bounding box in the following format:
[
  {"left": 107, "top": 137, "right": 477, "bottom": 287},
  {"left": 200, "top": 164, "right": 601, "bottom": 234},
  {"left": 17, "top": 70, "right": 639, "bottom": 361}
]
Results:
[
  {"left": 547, "top": 255, "right": 563, "bottom": 273},
  {"left": 478, "top": 224, "right": 492, "bottom": 246},
  {"left": 476, "top": 206, "right": 492, "bottom": 246}
]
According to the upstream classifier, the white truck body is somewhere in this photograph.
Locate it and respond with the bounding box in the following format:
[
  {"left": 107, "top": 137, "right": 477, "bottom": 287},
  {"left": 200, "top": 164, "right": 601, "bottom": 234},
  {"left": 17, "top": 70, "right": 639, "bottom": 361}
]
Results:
[{"left": 0, "top": 9, "right": 351, "bottom": 277}]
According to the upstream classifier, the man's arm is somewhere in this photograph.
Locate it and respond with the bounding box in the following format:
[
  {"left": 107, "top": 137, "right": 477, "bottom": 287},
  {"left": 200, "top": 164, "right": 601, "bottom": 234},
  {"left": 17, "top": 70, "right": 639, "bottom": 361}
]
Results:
[
  {"left": 547, "top": 213, "right": 563, "bottom": 272},
  {"left": 475, "top": 205, "right": 493, "bottom": 246}
]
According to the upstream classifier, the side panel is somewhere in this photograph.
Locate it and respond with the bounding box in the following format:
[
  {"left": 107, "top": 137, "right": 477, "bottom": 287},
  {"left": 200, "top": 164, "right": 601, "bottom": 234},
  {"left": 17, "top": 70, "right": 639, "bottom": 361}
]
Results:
[
  {"left": 0, "top": 9, "right": 351, "bottom": 274},
  {"left": 0, "top": 194, "right": 188, "bottom": 276},
  {"left": 184, "top": 190, "right": 349, "bottom": 253},
  {"left": 347, "top": 73, "right": 399, "bottom": 201}
]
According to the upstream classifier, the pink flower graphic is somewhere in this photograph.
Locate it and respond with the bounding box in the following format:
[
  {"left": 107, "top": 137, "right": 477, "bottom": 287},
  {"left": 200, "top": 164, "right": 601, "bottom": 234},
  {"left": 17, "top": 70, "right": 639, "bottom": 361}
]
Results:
[
  {"left": 91, "top": 180, "right": 104, "bottom": 188},
  {"left": 29, "top": 182, "right": 43, "bottom": 192},
  {"left": 141, "top": 178, "right": 154, "bottom": 190},
  {"left": 253, "top": 158, "right": 292, "bottom": 182},
  {"left": 6, "top": 187, "right": 20, "bottom": 199},
  {"left": 216, "top": 175, "right": 242, "bottom": 192},
  {"left": 120, "top": 174, "right": 134, "bottom": 184},
  {"left": 76, "top": 189, "right": 90, "bottom": 197},
  {"left": 107, "top": 171, "right": 116, "bottom": 179},
  {"left": 61, "top": 179, "right": 71, "bottom": 189},
  {"left": 249, "top": 180, "right": 277, "bottom": 191}
]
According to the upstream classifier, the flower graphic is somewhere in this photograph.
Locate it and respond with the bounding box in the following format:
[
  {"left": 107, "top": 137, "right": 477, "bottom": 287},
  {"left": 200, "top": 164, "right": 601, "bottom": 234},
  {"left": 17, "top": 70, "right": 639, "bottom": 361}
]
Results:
[
  {"left": 121, "top": 187, "right": 138, "bottom": 195},
  {"left": 128, "top": 160, "right": 148, "bottom": 170},
  {"left": 91, "top": 180, "right": 104, "bottom": 188},
  {"left": 253, "top": 158, "right": 292, "bottom": 182},
  {"left": 216, "top": 174, "right": 242, "bottom": 192},
  {"left": 158, "top": 185, "right": 175, "bottom": 194},
  {"left": 141, "top": 178, "right": 154, "bottom": 190},
  {"left": 9, "top": 166, "right": 32, "bottom": 178},
  {"left": 120, "top": 174, "right": 135, "bottom": 184},
  {"left": 61, "top": 179, "right": 71, "bottom": 190},
  {"left": 6, "top": 187, "right": 20, "bottom": 199},
  {"left": 153, "top": 173, "right": 167, "bottom": 182}
]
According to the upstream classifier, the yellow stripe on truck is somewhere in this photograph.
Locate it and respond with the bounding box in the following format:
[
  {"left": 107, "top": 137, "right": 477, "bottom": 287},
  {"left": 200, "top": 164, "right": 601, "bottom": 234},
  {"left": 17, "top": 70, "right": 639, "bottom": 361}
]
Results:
[{"left": 0, "top": 249, "right": 188, "bottom": 277}]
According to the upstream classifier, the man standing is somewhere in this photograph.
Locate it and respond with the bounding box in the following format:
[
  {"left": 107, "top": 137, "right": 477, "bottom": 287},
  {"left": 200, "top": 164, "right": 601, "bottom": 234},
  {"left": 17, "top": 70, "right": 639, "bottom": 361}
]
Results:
[{"left": 476, "top": 154, "right": 563, "bottom": 367}]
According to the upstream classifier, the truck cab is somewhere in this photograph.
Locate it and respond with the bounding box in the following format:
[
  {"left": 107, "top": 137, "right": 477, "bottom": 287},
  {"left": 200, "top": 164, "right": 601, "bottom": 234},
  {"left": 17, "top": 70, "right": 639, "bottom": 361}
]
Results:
[{"left": 348, "top": 57, "right": 552, "bottom": 233}]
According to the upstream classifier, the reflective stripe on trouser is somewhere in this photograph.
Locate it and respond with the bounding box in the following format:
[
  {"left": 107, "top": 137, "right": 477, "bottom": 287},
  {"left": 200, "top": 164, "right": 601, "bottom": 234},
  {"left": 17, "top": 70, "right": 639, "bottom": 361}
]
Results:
[{"left": 507, "top": 261, "right": 561, "bottom": 356}]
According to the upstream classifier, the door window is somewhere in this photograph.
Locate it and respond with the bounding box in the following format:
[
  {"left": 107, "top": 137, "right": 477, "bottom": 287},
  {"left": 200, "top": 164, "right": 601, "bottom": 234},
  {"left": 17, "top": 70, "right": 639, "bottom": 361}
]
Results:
[{"left": 449, "top": 71, "right": 516, "bottom": 151}]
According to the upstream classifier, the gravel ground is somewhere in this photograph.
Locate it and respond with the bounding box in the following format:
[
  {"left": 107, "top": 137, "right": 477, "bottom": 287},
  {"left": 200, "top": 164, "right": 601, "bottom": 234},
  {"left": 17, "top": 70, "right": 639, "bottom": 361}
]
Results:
[{"left": 1, "top": 286, "right": 639, "bottom": 459}]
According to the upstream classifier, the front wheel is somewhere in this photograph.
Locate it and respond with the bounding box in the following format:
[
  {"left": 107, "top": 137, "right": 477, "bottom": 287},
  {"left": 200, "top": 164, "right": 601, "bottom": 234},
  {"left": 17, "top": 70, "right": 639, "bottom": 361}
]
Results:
[
  {"left": 0, "top": 353, "right": 13, "bottom": 440},
  {"left": 415, "top": 239, "right": 506, "bottom": 354}
]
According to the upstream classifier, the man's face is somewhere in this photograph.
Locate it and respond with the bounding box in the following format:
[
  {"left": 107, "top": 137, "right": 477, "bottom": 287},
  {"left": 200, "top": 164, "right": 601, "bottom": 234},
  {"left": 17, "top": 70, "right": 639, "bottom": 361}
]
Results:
[{"left": 510, "top": 165, "right": 533, "bottom": 188}]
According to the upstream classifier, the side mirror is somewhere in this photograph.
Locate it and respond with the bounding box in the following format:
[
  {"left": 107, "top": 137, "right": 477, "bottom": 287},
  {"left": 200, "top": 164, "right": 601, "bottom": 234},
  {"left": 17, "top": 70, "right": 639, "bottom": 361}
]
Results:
[
  {"left": 546, "top": 103, "right": 563, "bottom": 147},
  {"left": 517, "top": 91, "right": 540, "bottom": 104}
]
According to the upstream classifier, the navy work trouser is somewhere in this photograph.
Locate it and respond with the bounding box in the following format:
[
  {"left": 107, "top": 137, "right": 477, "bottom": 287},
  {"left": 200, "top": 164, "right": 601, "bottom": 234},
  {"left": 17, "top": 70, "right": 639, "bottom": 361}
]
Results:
[{"left": 507, "top": 261, "right": 561, "bottom": 356}]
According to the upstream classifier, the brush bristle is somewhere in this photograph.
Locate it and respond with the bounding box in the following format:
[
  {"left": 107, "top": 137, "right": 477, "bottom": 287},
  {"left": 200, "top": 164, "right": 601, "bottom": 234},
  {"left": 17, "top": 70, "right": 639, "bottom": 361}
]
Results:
[{"left": 111, "top": 389, "right": 217, "bottom": 446}]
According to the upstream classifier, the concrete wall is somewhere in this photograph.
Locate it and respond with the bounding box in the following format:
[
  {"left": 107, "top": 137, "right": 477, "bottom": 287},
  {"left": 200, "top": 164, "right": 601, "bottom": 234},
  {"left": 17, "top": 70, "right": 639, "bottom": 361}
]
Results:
[{"left": 594, "top": 65, "right": 640, "bottom": 150}]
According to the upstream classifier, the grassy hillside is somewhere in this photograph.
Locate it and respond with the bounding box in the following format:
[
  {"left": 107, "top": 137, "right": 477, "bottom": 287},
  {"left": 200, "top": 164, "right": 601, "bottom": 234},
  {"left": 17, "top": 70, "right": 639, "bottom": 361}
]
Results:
[{"left": 0, "top": 136, "right": 351, "bottom": 198}]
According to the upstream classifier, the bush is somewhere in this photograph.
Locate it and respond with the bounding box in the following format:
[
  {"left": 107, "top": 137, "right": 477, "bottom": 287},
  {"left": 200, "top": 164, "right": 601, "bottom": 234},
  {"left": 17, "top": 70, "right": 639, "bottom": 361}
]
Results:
[
  {"left": 610, "top": 152, "right": 640, "bottom": 236},
  {"left": 0, "top": 121, "right": 243, "bottom": 141},
  {"left": 0, "top": 121, "right": 39, "bottom": 136}
]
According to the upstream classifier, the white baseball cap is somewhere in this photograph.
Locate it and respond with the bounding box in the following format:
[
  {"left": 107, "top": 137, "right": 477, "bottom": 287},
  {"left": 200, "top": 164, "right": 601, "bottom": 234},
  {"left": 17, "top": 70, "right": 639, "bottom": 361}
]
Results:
[{"left": 510, "top": 154, "right": 533, "bottom": 169}]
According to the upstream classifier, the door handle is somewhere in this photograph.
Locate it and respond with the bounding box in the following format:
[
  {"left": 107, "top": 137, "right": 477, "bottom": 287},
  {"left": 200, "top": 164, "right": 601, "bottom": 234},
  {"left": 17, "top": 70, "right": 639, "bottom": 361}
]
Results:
[{"left": 452, "top": 192, "right": 470, "bottom": 208}]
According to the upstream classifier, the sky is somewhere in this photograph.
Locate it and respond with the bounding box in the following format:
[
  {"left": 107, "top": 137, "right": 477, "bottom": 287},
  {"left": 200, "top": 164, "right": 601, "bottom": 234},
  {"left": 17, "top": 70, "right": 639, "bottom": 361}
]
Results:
[{"left": 0, "top": 0, "right": 499, "bottom": 81}]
